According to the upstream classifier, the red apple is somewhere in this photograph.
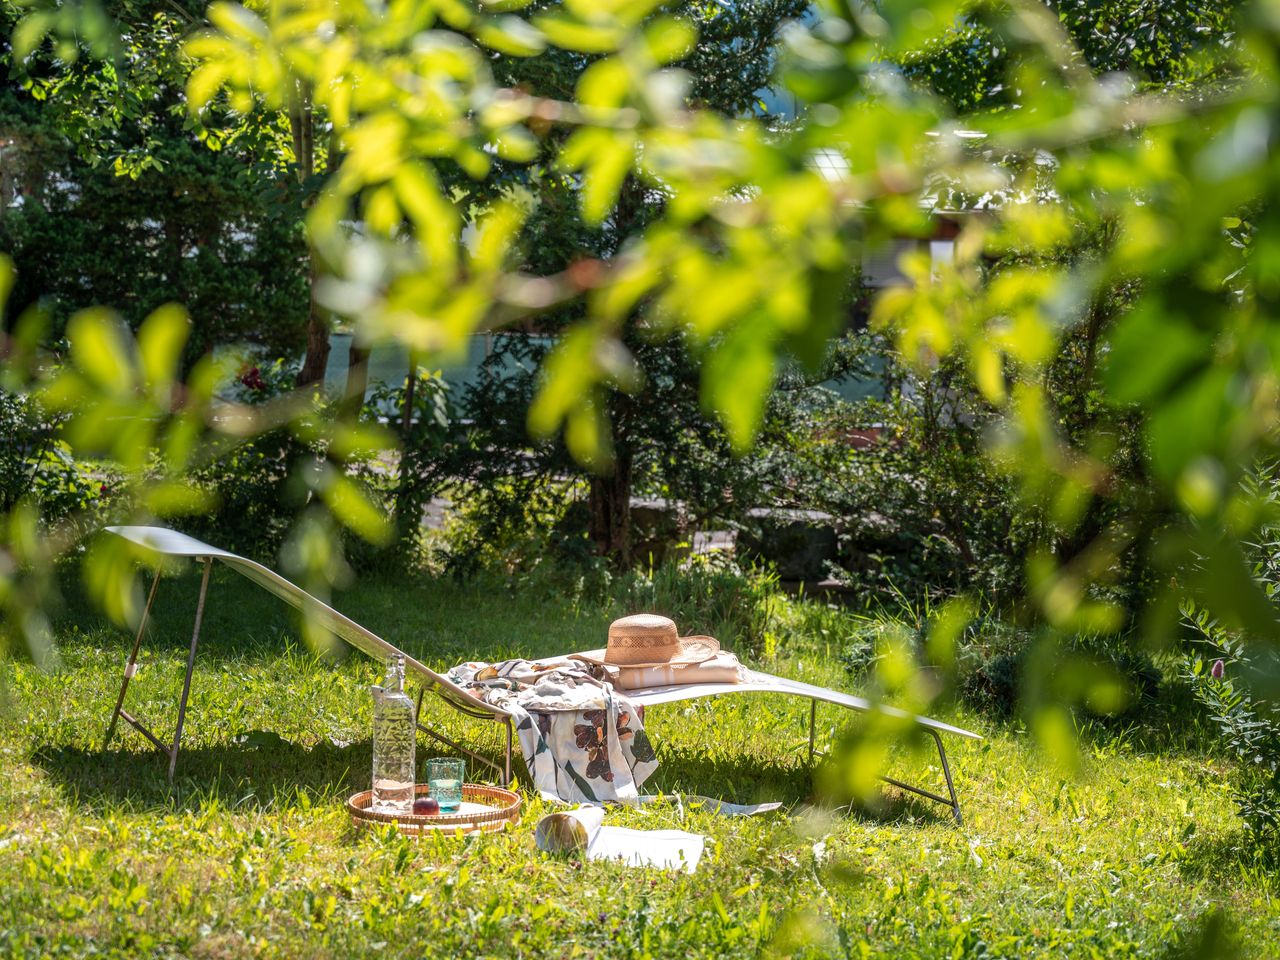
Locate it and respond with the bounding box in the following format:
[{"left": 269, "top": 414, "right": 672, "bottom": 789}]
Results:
[{"left": 413, "top": 796, "right": 440, "bottom": 816}]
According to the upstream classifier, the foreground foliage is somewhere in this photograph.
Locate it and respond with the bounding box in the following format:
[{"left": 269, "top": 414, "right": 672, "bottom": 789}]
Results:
[
  {"left": 0, "top": 567, "right": 1275, "bottom": 958},
  {"left": 4, "top": 0, "right": 1280, "bottom": 922},
  {"left": 1, "top": 0, "right": 1273, "bottom": 654}
]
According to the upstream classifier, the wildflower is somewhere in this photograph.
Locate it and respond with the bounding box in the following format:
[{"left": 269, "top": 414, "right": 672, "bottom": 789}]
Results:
[
  {"left": 1211, "top": 659, "right": 1225, "bottom": 679},
  {"left": 239, "top": 366, "right": 266, "bottom": 392}
]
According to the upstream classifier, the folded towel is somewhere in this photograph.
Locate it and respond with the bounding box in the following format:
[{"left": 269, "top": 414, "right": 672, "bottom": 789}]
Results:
[{"left": 608, "top": 651, "right": 747, "bottom": 690}]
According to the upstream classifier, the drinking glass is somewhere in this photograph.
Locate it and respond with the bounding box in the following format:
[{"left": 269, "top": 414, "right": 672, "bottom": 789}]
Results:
[{"left": 425, "top": 757, "right": 465, "bottom": 812}]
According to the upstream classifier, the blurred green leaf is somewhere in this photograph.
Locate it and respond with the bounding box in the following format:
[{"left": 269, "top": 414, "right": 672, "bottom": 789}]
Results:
[
  {"left": 1032, "top": 705, "right": 1080, "bottom": 775},
  {"left": 320, "top": 474, "right": 392, "bottom": 546},
  {"left": 136, "top": 305, "right": 191, "bottom": 399},
  {"left": 10, "top": 12, "right": 53, "bottom": 63},
  {"left": 475, "top": 16, "right": 546, "bottom": 56},
  {"left": 0, "top": 256, "right": 13, "bottom": 311},
  {"left": 642, "top": 17, "right": 696, "bottom": 65},
  {"left": 531, "top": 14, "right": 622, "bottom": 53},
  {"left": 702, "top": 317, "right": 777, "bottom": 452},
  {"left": 559, "top": 128, "right": 635, "bottom": 225},
  {"left": 1104, "top": 302, "right": 1211, "bottom": 405},
  {"left": 66, "top": 309, "right": 134, "bottom": 394}
]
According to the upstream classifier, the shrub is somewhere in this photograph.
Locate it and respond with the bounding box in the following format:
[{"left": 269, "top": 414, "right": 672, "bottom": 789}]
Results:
[
  {"left": 1179, "top": 469, "right": 1280, "bottom": 844},
  {"left": 0, "top": 389, "right": 104, "bottom": 522},
  {"left": 957, "top": 619, "right": 1161, "bottom": 719},
  {"left": 606, "top": 553, "right": 779, "bottom": 654},
  {"left": 185, "top": 426, "right": 305, "bottom": 559},
  {"left": 776, "top": 332, "right": 1157, "bottom": 614},
  {"left": 779, "top": 376, "right": 1032, "bottom": 603},
  {"left": 359, "top": 370, "right": 451, "bottom": 566},
  {"left": 435, "top": 478, "right": 592, "bottom": 580},
  {"left": 435, "top": 329, "right": 853, "bottom": 572},
  {"left": 183, "top": 361, "right": 297, "bottom": 556},
  {"left": 187, "top": 359, "right": 327, "bottom": 560},
  {"left": 824, "top": 600, "right": 1161, "bottom": 721},
  {"left": 1184, "top": 600, "right": 1280, "bottom": 842}
]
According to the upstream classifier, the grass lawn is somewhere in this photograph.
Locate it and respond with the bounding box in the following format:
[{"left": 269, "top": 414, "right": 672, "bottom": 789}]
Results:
[{"left": 1, "top": 563, "right": 1277, "bottom": 958}]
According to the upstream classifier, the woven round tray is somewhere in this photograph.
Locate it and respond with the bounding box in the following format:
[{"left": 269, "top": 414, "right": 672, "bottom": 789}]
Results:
[{"left": 347, "top": 783, "right": 522, "bottom": 836}]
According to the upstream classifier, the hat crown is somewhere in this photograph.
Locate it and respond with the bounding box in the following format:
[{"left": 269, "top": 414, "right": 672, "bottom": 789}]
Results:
[
  {"left": 573, "top": 614, "right": 719, "bottom": 669},
  {"left": 596, "top": 614, "right": 718, "bottom": 667},
  {"left": 605, "top": 615, "right": 679, "bottom": 664},
  {"left": 610, "top": 613, "right": 677, "bottom": 636}
]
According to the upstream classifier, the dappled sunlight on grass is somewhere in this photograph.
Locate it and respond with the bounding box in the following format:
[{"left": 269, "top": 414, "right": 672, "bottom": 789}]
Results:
[{"left": 0, "top": 568, "right": 1276, "bottom": 957}]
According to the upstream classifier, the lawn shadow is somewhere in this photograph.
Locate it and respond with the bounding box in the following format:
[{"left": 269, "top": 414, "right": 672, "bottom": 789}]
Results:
[
  {"left": 647, "top": 747, "right": 814, "bottom": 807},
  {"left": 31, "top": 736, "right": 949, "bottom": 826},
  {"left": 30, "top": 737, "right": 494, "bottom": 814},
  {"left": 802, "top": 779, "right": 958, "bottom": 828},
  {"left": 856, "top": 785, "right": 958, "bottom": 826},
  {"left": 1175, "top": 827, "right": 1280, "bottom": 889},
  {"left": 1155, "top": 907, "right": 1245, "bottom": 960},
  {"left": 648, "top": 746, "right": 955, "bottom": 826},
  {"left": 56, "top": 565, "right": 320, "bottom": 663}
]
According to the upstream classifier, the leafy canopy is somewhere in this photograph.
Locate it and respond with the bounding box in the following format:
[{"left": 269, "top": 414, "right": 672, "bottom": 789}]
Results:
[{"left": 1, "top": 0, "right": 1279, "bottom": 767}]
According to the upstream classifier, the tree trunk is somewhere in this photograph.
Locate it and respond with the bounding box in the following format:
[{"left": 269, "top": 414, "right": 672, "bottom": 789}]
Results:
[
  {"left": 588, "top": 450, "right": 633, "bottom": 566},
  {"left": 400, "top": 354, "right": 418, "bottom": 438},
  {"left": 391, "top": 356, "right": 420, "bottom": 553},
  {"left": 296, "top": 262, "right": 331, "bottom": 387},
  {"left": 340, "top": 341, "right": 371, "bottom": 418}
]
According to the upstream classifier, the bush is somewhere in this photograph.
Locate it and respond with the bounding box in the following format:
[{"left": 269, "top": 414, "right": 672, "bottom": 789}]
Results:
[
  {"left": 186, "top": 358, "right": 399, "bottom": 563},
  {"left": 1179, "top": 470, "right": 1280, "bottom": 844},
  {"left": 774, "top": 360, "right": 1033, "bottom": 604},
  {"left": 433, "top": 329, "right": 849, "bottom": 572},
  {"left": 1184, "top": 600, "right": 1280, "bottom": 843},
  {"left": 186, "top": 427, "right": 303, "bottom": 559},
  {"left": 0, "top": 115, "right": 309, "bottom": 363},
  {"left": 434, "top": 478, "right": 592, "bottom": 580},
  {"left": 182, "top": 360, "right": 299, "bottom": 557},
  {"left": 360, "top": 369, "right": 451, "bottom": 567},
  {"left": 0, "top": 389, "right": 104, "bottom": 522},
  {"left": 823, "top": 600, "right": 1161, "bottom": 720},
  {"left": 957, "top": 619, "right": 1161, "bottom": 719},
  {"left": 773, "top": 332, "right": 1157, "bottom": 615},
  {"left": 606, "top": 553, "right": 779, "bottom": 654}
]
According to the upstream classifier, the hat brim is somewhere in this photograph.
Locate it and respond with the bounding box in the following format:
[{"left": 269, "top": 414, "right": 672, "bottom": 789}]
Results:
[{"left": 572, "top": 635, "right": 720, "bottom": 669}]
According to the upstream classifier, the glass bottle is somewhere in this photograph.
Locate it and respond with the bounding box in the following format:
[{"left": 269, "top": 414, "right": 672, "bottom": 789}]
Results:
[{"left": 370, "top": 655, "right": 416, "bottom": 815}]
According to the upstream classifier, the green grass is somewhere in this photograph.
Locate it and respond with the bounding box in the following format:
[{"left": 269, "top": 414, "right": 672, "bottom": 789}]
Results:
[{"left": 0, "top": 564, "right": 1277, "bottom": 958}]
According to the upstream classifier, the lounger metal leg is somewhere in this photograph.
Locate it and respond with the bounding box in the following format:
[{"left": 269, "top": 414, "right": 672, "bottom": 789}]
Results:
[
  {"left": 416, "top": 723, "right": 507, "bottom": 784},
  {"left": 934, "top": 729, "right": 962, "bottom": 826},
  {"left": 414, "top": 690, "right": 512, "bottom": 786},
  {"left": 504, "top": 716, "right": 513, "bottom": 786},
  {"left": 809, "top": 703, "right": 965, "bottom": 825},
  {"left": 167, "top": 559, "right": 212, "bottom": 782},
  {"left": 104, "top": 571, "right": 162, "bottom": 750},
  {"left": 104, "top": 559, "right": 214, "bottom": 783},
  {"left": 879, "top": 728, "right": 963, "bottom": 825}
]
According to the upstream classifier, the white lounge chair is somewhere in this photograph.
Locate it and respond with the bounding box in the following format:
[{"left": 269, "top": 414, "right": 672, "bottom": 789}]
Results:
[{"left": 100, "top": 525, "right": 981, "bottom": 822}]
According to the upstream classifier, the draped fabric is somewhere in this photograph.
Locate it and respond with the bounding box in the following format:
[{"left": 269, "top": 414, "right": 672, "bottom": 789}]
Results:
[{"left": 446, "top": 659, "right": 658, "bottom": 803}]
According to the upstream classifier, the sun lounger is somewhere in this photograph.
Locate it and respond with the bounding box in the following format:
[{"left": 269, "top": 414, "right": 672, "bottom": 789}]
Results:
[{"left": 100, "top": 525, "right": 981, "bottom": 822}]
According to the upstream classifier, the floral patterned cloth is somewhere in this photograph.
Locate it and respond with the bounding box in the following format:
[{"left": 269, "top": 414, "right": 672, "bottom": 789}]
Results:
[{"left": 446, "top": 659, "right": 658, "bottom": 803}]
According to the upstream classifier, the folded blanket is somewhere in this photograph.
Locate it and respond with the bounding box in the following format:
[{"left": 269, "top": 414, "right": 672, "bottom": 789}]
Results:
[
  {"left": 606, "top": 651, "right": 747, "bottom": 691},
  {"left": 447, "top": 659, "right": 657, "bottom": 803}
]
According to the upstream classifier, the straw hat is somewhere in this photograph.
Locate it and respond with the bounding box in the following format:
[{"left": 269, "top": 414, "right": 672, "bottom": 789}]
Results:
[{"left": 573, "top": 614, "right": 719, "bottom": 669}]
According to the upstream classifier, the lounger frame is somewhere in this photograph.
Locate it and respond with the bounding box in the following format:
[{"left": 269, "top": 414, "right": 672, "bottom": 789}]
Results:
[{"left": 100, "top": 526, "right": 979, "bottom": 823}]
